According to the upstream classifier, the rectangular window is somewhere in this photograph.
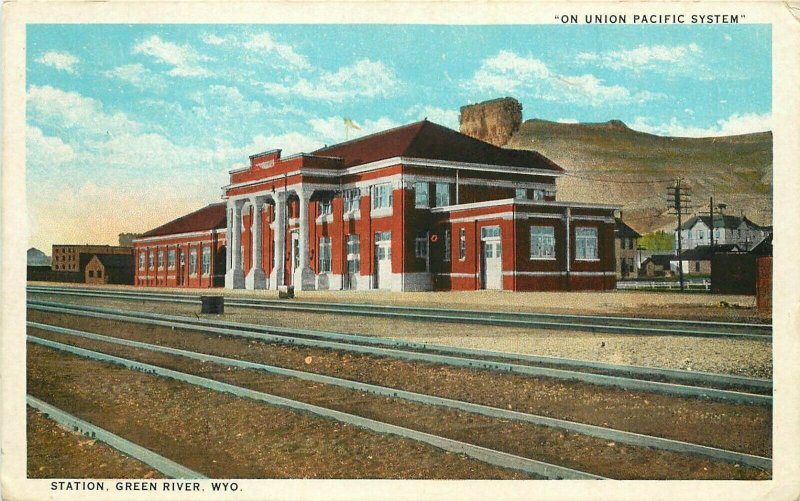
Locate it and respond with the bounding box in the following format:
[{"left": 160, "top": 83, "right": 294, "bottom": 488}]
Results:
[
  {"left": 459, "top": 228, "right": 466, "bottom": 260},
  {"left": 97, "top": 270, "right": 102, "bottom": 278},
  {"left": 318, "top": 237, "right": 332, "bottom": 273},
  {"left": 480, "top": 226, "right": 500, "bottom": 239},
  {"left": 372, "top": 184, "right": 392, "bottom": 210},
  {"left": 318, "top": 199, "right": 332, "bottom": 216},
  {"left": 189, "top": 248, "right": 198, "bottom": 276},
  {"left": 698, "top": 230, "right": 705, "bottom": 240},
  {"left": 158, "top": 250, "right": 164, "bottom": 269},
  {"left": 148, "top": 252, "right": 154, "bottom": 269},
  {"left": 346, "top": 234, "right": 360, "bottom": 273},
  {"left": 138, "top": 253, "right": 145, "bottom": 271},
  {"left": 575, "top": 227, "right": 599, "bottom": 260},
  {"left": 343, "top": 188, "right": 360, "bottom": 213},
  {"left": 168, "top": 249, "right": 175, "bottom": 269},
  {"left": 415, "top": 231, "right": 429, "bottom": 259},
  {"left": 515, "top": 189, "right": 544, "bottom": 200},
  {"left": 202, "top": 247, "right": 210, "bottom": 275},
  {"left": 435, "top": 182, "right": 450, "bottom": 207},
  {"left": 444, "top": 230, "right": 451, "bottom": 262},
  {"left": 530, "top": 226, "right": 556, "bottom": 259},
  {"left": 415, "top": 182, "right": 429, "bottom": 208},
  {"left": 88, "top": 270, "right": 94, "bottom": 278}
]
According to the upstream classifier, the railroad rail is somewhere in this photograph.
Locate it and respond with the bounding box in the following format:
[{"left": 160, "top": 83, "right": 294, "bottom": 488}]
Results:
[
  {"left": 28, "top": 300, "right": 772, "bottom": 406},
  {"left": 27, "top": 395, "right": 207, "bottom": 479},
  {"left": 28, "top": 320, "right": 772, "bottom": 472},
  {"left": 26, "top": 285, "right": 771, "bottom": 341},
  {"left": 28, "top": 335, "right": 603, "bottom": 480}
]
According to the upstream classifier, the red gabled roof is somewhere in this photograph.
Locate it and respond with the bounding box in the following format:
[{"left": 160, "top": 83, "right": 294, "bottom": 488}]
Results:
[
  {"left": 311, "top": 120, "right": 564, "bottom": 172},
  {"left": 139, "top": 203, "right": 227, "bottom": 239}
]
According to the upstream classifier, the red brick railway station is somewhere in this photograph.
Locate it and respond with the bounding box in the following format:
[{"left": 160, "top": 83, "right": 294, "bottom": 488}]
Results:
[{"left": 134, "top": 120, "right": 616, "bottom": 292}]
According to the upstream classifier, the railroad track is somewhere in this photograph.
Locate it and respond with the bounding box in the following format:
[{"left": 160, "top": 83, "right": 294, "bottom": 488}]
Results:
[
  {"left": 28, "top": 299, "right": 772, "bottom": 406},
  {"left": 27, "top": 320, "right": 772, "bottom": 473},
  {"left": 26, "top": 285, "right": 772, "bottom": 341},
  {"left": 28, "top": 335, "right": 601, "bottom": 480},
  {"left": 27, "top": 396, "right": 206, "bottom": 479}
]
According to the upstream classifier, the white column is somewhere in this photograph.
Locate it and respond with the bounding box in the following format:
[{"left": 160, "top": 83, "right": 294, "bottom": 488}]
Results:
[
  {"left": 225, "top": 199, "right": 245, "bottom": 289},
  {"left": 226, "top": 206, "right": 233, "bottom": 271},
  {"left": 245, "top": 196, "right": 268, "bottom": 289},
  {"left": 293, "top": 189, "right": 316, "bottom": 290},
  {"left": 270, "top": 192, "right": 286, "bottom": 290}
]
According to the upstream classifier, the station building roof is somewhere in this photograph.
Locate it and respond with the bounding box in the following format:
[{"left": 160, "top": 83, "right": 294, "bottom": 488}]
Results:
[
  {"left": 139, "top": 203, "right": 227, "bottom": 239},
  {"left": 311, "top": 120, "right": 565, "bottom": 172}
]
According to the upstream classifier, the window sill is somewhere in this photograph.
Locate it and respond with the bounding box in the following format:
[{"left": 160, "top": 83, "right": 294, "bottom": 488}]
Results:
[
  {"left": 530, "top": 257, "right": 557, "bottom": 261},
  {"left": 316, "top": 214, "right": 334, "bottom": 224},
  {"left": 575, "top": 258, "right": 600, "bottom": 262},
  {"left": 343, "top": 210, "right": 361, "bottom": 220},
  {"left": 370, "top": 207, "right": 393, "bottom": 218}
]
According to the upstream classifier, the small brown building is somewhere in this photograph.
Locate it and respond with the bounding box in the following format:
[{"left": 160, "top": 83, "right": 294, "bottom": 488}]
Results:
[
  {"left": 52, "top": 244, "right": 133, "bottom": 272},
  {"left": 675, "top": 244, "right": 740, "bottom": 276},
  {"left": 82, "top": 253, "right": 135, "bottom": 285},
  {"left": 640, "top": 254, "right": 673, "bottom": 277}
]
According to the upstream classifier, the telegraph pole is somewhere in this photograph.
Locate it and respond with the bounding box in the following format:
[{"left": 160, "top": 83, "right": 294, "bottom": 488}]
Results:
[
  {"left": 709, "top": 196, "right": 715, "bottom": 247},
  {"left": 668, "top": 179, "right": 692, "bottom": 292}
]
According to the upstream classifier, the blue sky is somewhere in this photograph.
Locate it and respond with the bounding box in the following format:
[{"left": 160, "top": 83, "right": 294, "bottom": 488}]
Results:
[{"left": 26, "top": 24, "right": 771, "bottom": 250}]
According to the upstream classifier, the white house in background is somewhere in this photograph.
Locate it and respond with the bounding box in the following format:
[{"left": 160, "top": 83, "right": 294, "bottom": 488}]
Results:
[{"left": 676, "top": 215, "right": 771, "bottom": 251}]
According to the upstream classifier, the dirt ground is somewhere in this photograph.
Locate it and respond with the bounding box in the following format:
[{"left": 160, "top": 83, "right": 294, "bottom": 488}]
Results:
[
  {"left": 28, "top": 344, "right": 533, "bottom": 479},
  {"left": 27, "top": 408, "right": 164, "bottom": 479},
  {"left": 29, "top": 294, "right": 773, "bottom": 378},
  {"left": 28, "top": 281, "right": 770, "bottom": 322},
  {"left": 28, "top": 312, "right": 772, "bottom": 458}
]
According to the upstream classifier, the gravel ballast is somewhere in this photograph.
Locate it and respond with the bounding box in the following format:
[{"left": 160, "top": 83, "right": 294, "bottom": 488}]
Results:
[
  {"left": 28, "top": 344, "right": 534, "bottom": 479},
  {"left": 29, "top": 293, "right": 773, "bottom": 378},
  {"left": 28, "top": 312, "right": 772, "bottom": 457}
]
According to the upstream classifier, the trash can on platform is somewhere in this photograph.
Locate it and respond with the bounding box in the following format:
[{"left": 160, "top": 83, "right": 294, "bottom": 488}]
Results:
[
  {"left": 278, "top": 285, "right": 295, "bottom": 299},
  {"left": 200, "top": 295, "right": 224, "bottom": 314}
]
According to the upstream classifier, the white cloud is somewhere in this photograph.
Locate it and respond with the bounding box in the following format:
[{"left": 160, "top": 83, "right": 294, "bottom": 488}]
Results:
[
  {"left": 309, "top": 116, "right": 401, "bottom": 143},
  {"left": 557, "top": 118, "right": 578, "bottom": 124},
  {"left": 132, "top": 35, "right": 212, "bottom": 77},
  {"left": 35, "top": 51, "right": 79, "bottom": 74},
  {"left": 405, "top": 105, "right": 459, "bottom": 129},
  {"left": 102, "top": 63, "right": 166, "bottom": 91},
  {"left": 201, "top": 33, "right": 231, "bottom": 46},
  {"left": 260, "top": 59, "right": 399, "bottom": 102},
  {"left": 550, "top": 74, "right": 659, "bottom": 106},
  {"left": 244, "top": 33, "right": 311, "bottom": 70},
  {"left": 464, "top": 50, "right": 660, "bottom": 107},
  {"left": 629, "top": 112, "right": 771, "bottom": 137},
  {"left": 469, "top": 50, "right": 551, "bottom": 94},
  {"left": 191, "top": 84, "right": 265, "bottom": 116},
  {"left": 27, "top": 85, "right": 143, "bottom": 137},
  {"left": 26, "top": 126, "right": 77, "bottom": 170},
  {"left": 577, "top": 44, "right": 707, "bottom": 76}
]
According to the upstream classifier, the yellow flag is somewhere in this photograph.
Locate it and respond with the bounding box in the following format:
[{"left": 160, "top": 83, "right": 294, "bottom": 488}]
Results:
[{"left": 343, "top": 118, "right": 361, "bottom": 130}]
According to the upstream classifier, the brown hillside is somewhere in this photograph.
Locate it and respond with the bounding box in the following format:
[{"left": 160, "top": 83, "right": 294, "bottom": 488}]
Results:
[{"left": 506, "top": 119, "right": 772, "bottom": 234}]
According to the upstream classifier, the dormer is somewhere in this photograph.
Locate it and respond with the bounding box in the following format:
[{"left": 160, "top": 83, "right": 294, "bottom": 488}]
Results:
[{"left": 250, "top": 149, "right": 282, "bottom": 169}]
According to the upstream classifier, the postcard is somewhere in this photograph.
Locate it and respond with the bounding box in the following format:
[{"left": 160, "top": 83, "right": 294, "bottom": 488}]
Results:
[{"left": 2, "top": 1, "right": 799, "bottom": 500}]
